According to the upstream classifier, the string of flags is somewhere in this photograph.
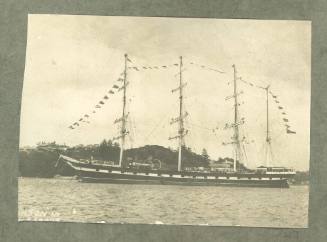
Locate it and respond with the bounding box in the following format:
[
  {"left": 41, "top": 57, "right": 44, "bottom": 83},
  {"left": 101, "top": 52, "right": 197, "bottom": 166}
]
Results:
[
  {"left": 68, "top": 59, "right": 180, "bottom": 130},
  {"left": 238, "top": 77, "right": 296, "bottom": 135},
  {"left": 126, "top": 61, "right": 225, "bottom": 75},
  {"left": 68, "top": 70, "right": 126, "bottom": 130},
  {"left": 239, "top": 78, "right": 265, "bottom": 90},
  {"left": 67, "top": 55, "right": 294, "bottom": 137},
  {"left": 269, "top": 90, "right": 296, "bottom": 134},
  {"left": 127, "top": 63, "right": 179, "bottom": 72}
]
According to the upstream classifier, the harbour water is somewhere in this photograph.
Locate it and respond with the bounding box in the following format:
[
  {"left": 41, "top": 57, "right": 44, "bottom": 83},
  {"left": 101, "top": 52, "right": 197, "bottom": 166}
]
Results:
[{"left": 18, "top": 177, "right": 308, "bottom": 228}]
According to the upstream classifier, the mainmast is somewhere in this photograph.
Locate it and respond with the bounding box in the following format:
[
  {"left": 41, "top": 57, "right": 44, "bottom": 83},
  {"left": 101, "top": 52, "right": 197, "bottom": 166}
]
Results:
[
  {"left": 169, "top": 56, "right": 188, "bottom": 172},
  {"left": 115, "top": 54, "right": 129, "bottom": 167},
  {"left": 223, "top": 65, "right": 244, "bottom": 172}
]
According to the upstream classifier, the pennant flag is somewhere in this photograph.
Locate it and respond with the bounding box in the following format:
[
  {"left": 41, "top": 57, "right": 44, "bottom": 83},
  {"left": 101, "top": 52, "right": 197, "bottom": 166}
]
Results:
[
  {"left": 287, "top": 129, "right": 296, "bottom": 134},
  {"left": 113, "top": 85, "right": 119, "bottom": 89},
  {"left": 95, "top": 105, "right": 101, "bottom": 108},
  {"left": 103, "top": 95, "right": 109, "bottom": 99},
  {"left": 278, "top": 106, "right": 283, "bottom": 110},
  {"left": 99, "top": 101, "right": 105, "bottom": 105},
  {"left": 84, "top": 114, "right": 89, "bottom": 118},
  {"left": 109, "top": 90, "right": 114, "bottom": 94},
  {"left": 283, "top": 118, "right": 289, "bottom": 122},
  {"left": 127, "top": 57, "right": 132, "bottom": 63}
]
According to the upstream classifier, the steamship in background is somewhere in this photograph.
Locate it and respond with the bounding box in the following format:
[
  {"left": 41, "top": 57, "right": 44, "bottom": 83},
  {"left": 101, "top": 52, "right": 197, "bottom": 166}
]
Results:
[{"left": 49, "top": 54, "right": 296, "bottom": 188}]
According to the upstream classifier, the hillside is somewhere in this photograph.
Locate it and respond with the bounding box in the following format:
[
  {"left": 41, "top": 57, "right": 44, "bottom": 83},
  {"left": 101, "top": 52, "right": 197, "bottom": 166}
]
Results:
[
  {"left": 125, "top": 145, "right": 210, "bottom": 170},
  {"left": 19, "top": 141, "right": 309, "bottom": 183},
  {"left": 19, "top": 141, "right": 215, "bottom": 177}
]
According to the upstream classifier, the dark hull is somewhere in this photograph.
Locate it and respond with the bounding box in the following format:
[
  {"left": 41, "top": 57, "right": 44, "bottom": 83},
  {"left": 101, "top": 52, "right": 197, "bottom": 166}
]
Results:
[
  {"left": 57, "top": 155, "right": 291, "bottom": 188},
  {"left": 80, "top": 176, "right": 289, "bottom": 188},
  {"left": 76, "top": 169, "right": 289, "bottom": 188}
]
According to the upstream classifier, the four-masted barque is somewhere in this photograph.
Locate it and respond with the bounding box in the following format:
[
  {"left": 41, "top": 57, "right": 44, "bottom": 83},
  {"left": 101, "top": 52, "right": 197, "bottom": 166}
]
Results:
[{"left": 56, "top": 54, "right": 296, "bottom": 188}]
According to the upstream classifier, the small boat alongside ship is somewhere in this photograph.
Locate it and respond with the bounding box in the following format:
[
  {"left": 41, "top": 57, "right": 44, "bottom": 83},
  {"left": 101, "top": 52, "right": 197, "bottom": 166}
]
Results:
[{"left": 55, "top": 54, "right": 296, "bottom": 188}]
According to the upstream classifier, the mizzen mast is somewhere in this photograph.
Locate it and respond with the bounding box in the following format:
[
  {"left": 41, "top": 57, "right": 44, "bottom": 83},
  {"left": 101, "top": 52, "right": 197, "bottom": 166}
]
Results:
[
  {"left": 169, "top": 56, "right": 188, "bottom": 172},
  {"left": 264, "top": 85, "right": 273, "bottom": 167},
  {"left": 232, "top": 65, "right": 242, "bottom": 171}
]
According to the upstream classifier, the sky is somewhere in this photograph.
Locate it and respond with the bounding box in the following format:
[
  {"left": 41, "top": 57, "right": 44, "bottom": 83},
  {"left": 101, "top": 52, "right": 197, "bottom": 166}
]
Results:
[{"left": 20, "top": 15, "right": 311, "bottom": 170}]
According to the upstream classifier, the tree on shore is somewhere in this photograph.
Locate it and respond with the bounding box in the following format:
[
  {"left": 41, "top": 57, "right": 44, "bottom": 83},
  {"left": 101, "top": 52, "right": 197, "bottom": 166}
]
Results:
[{"left": 201, "top": 148, "right": 209, "bottom": 161}]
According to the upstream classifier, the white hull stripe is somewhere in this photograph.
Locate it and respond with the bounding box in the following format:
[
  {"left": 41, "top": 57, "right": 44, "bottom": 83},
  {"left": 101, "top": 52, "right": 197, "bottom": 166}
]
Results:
[{"left": 64, "top": 161, "right": 286, "bottom": 181}]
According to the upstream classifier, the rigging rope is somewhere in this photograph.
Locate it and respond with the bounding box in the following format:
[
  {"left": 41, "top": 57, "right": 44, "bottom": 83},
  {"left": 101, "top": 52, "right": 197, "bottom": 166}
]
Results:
[
  {"left": 188, "top": 61, "right": 225, "bottom": 74},
  {"left": 66, "top": 55, "right": 295, "bottom": 161}
]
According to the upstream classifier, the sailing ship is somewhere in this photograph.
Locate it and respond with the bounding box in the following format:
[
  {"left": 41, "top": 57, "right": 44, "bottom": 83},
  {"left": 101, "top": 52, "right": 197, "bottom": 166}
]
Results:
[{"left": 56, "top": 54, "right": 296, "bottom": 188}]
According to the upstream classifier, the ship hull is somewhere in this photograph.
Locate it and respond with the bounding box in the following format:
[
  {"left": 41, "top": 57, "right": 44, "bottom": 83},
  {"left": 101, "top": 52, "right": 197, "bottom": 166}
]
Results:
[
  {"left": 56, "top": 155, "right": 291, "bottom": 188},
  {"left": 79, "top": 176, "right": 289, "bottom": 188}
]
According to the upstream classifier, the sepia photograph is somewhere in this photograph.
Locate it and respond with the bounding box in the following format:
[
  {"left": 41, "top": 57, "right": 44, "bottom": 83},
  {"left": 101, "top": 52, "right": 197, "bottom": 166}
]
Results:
[{"left": 18, "top": 14, "right": 310, "bottom": 228}]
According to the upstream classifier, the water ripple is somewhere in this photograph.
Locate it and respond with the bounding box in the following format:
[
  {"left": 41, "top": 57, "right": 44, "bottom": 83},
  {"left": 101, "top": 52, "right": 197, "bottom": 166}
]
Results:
[{"left": 18, "top": 177, "right": 308, "bottom": 228}]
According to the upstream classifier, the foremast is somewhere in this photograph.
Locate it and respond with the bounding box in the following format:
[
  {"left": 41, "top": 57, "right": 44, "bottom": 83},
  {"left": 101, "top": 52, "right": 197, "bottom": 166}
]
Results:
[
  {"left": 114, "top": 54, "right": 129, "bottom": 167},
  {"left": 169, "top": 56, "right": 188, "bottom": 172}
]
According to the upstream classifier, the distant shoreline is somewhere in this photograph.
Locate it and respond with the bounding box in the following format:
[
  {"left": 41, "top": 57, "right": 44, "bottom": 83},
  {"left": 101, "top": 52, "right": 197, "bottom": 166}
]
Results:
[{"left": 19, "top": 144, "right": 309, "bottom": 185}]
